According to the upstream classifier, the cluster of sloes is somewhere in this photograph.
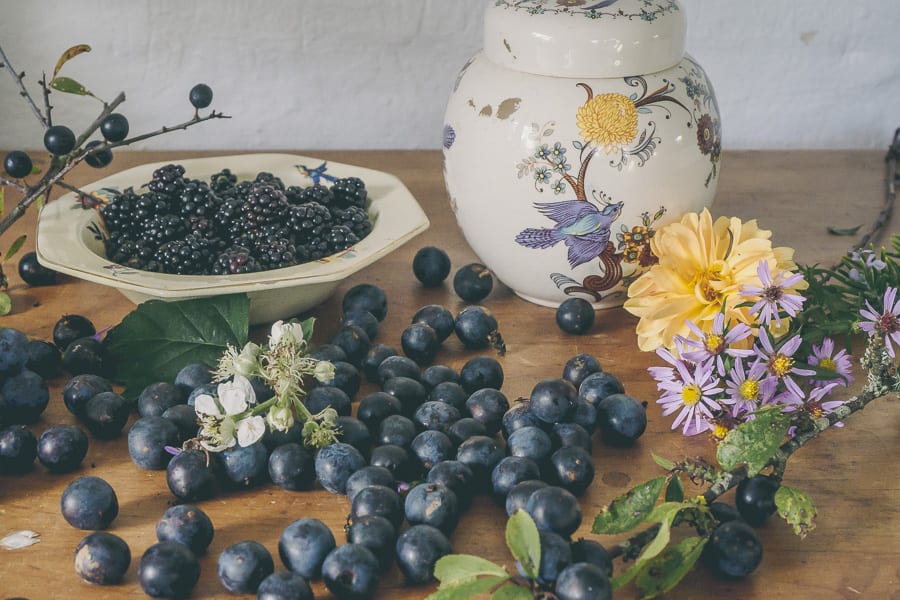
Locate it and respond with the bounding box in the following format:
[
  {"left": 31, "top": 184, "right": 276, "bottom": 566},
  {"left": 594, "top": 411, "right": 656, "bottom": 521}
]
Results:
[{"left": 0, "top": 314, "right": 123, "bottom": 476}]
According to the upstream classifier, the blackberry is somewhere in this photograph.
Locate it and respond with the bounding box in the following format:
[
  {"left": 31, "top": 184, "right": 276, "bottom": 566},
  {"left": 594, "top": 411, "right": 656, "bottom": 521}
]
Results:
[
  {"left": 155, "top": 235, "right": 214, "bottom": 275},
  {"left": 244, "top": 223, "right": 294, "bottom": 249},
  {"left": 239, "top": 183, "right": 289, "bottom": 229},
  {"left": 300, "top": 229, "right": 331, "bottom": 261},
  {"left": 287, "top": 202, "right": 332, "bottom": 243},
  {"left": 254, "top": 171, "right": 285, "bottom": 191},
  {"left": 100, "top": 188, "right": 141, "bottom": 235},
  {"left": 210, "top": 168, "right": 237, "bottom": 192},
  {"left": 186, "top": 215, "right": 218, "bottom": 241},
  {"left": 106, "top": 238, "right": 157, "bottom": 270},
  {"left": 331, "top": 177, "right": 368, "bottom": 209},
  {"left": 254, "top": 238, "right": 298, "bottom": 270},
  {"left": 212, "top": 246, "right": 261, "bottom": 275},
  {"left": 147, "top": 164, "right": 186, "bottom": 195},
  {"left": 177, "top": 180, "right": 219, "bottom": 217},
  {"left": 333, "top": 205, "right": 373, "bottom": 239},
  {"left": 283, "top": 186, "right": 305, "bottom": 205},
  {"left": 295, "top": 184, "right": 334, "bottom": 206},
  {"left": 213, "top": 196, "right": 247, "bottom": 242},
  {"left": 140, "top": 213, "right": 188, "bottom": 246},
  {"left": 324, "top": 225, "right": 359, "bottom": 254}
]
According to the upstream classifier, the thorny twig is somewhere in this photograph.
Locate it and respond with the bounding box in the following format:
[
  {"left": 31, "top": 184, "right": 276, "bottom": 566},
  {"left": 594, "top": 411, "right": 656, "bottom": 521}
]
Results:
[{"left": 0, "top": 44, "right": 48, "bottom": 128}]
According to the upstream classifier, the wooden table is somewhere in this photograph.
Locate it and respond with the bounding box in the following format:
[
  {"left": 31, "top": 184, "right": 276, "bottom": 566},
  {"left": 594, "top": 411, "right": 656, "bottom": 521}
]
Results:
[{"left": 0, "top": 150, "right": 897, "bottom": 599}]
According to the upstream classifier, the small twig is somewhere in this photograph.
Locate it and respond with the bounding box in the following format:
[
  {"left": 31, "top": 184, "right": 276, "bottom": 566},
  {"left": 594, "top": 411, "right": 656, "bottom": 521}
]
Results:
[
  {"left": 99, "top": 109, "right": 231, "bottom": 151},
  {"left": 0, "top": 176, "right": 28, "bottom": 193},
  {"left": 40, "top": 72, "right": 53, "bottom": 127},
  {"left": 0, "top": 43, "right": 48, "bottom": 128},
  {"left": 53, "top": 180, "right": 101, "bottom": 200}
]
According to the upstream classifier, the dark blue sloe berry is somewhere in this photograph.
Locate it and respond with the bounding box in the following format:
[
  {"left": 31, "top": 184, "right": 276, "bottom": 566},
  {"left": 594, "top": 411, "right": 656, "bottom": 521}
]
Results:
[
  {"left": 138, "top": 541, "right": 200, "bottom": 599},
  {"left": 382, "top": 376, "right": 427, "bottom": 418},
  {"left": 3, "top": 150, "right": 32, "bottom": 178},
  {"left": 703, "top": 520, "right": 763, "bottom": 577},
  {"left": 447, "top": 417, "right": 487, "bottom": 447},
  {"left": 161, "top": 404, "right": 198, "bottom": 443},
  {"left": 550, "top": 446, "right": 595, "bottom": 496},
  {"left": 74, "top": 531, "right": 131, "bottom": 585},
  {"left": 521, "top": 530, "right": 572, "bottom": 584},
  {"left": 346, "top": 514, "right": 396, "bottom": 571},
  {"left": 491, "top": 456, "right": 541, "bottom": 501},
  {"left": 62, "top": 336, "right": 107, "bottom": 376},
  {"left": 342, "top": 283, "right": 387, "bottom": 321},
  {"left": 356, "top": 391, "right": 402, "bottom": 432},
  {"left": 268, "top": 442, "right": 316, "bottom": 491},
  {"left": 410, "top": 430, "right": 455, "bottom": 471},
  {"left": 572, "top": 398, "right": 598, "bottom": 434},
  {"left": 525, "top": 486, "right": 582, "bottom": 538},
  {"left": 370, "top": 443, "right": 417, "bottom": 481},
  {"left": 395, "top": 524, "right": 452, "bottom": 584},
  {"left": 61, "top": 475, "right": 118, "bottom": 530},
  {"left": 404, "top": 483, "right": 460, "bottom": 534},
  {"left": 166, "top": 449, "right": 216, "bottom": 501},
  {"left": 43, "top": 125, "right": 76, "bottom": 155},
  {"left": 456, "top": 435, "right": 504, "bottom": 488},
  {"left": 315, "top": 442, "right": 365, "bottom": 494},
  {"left": 306, "top": 386, "right": 352, "bottom": 417},
  {"left": 0, "top": 424, "right": 37, "bottom": 474},
  {"left": 83, "top": 140, "right": 113, "bottom": 168},
  {"left": 127, "top": 415, "right": 183, "bottom": 469},
  {"left": 502, "top": 402, "right": 542, "bottom": 439},
  {"left": 18, "top": 252, "right": 57, "bottom": 287},
  {"left": 345, "top": 465, "right": 395, "bottom": 502},
  {"left": 100, "top": 113, "right": 129, "bottom": 142},
  {"left": 412, "top": 246, "right": 451, "bottom": 287},
  {"left": 413, "top": 401, "right": 461, "bottom": 434},
  {"left": 555, "top": 297, "right": 596, "bottom": 335},
  {"left": 360, "top": 343, "right": 397, "bottom": 382},
  {"left": 53, "top": 314, "right": 95, "bottom": 350},
  {"left": 221, "top": 441, "right": 269, "bottom": 488},
  {"left": 578, "top": 371, "right": 625, "bottom": 409},
  {"left": 459, "top": 355, "right": 504, "bottom": 394},
  {"left": 37, "top": 424, "right": 88, "bottom": 473},
  {"left": 279, "top": 518, "right": 336, "bottom": 580},
  {"left": 506, "top": 479, "right": 549, "bottom": 517},
  {"left": 571, "top": 538, "right": 613, "bottom": 577},
  {"left": 596, "top": 393, "right": 647, "bottom": 446},
  {"left": 529, "top": 378, "right": 577, "bottom": 424},
  {"left": 735, "top": 474, "right": 780, "bottom": 527},
  {"left": 189, "top": 83, "right": 213, "bottom": 109},
  {"left": 562, "top": 353, "right": 603, "bottom": 389},
  {"left": 376, "top": 414, "right": 418, "bottom": 450},
  {"left": 454, "top": 305, "right": 498, "bottom": 350},
  {"left": 256, "top": 571, "right": 314, "bottom": 600},
  {"left": 0, "top": 327, "right": 29, "bottom": 376},
  {"left": 62, "top": 373, "right": 112, "bottom": 417},
  {"left": 555, "top": 562, "right": 612, "bottom": 600},
  {"left": 342, "top": 309, "right": 379, "bottom": 341},
  {"left": 428, "top": 381, "right": 468, "bottom": 412},
  {"left": 552, "top": 422, "right": 593, "bottom": 453},
  {"left": 25, "top": 339, "right": 61, "bottom": 377},
  {"left": 174, "top": 362, "right": 212, "bottom": 396},
  {"left": 350, "top": 484, "right": 404, "bottom": 528},
  {"left": 421, "top": 364, "right": 459, "bottom": 389},
  {"left": 401, "top": 323, "right": 440, "bottom": 366},
  {"left": 427, "top": 460, "right": 475, "bottom": 508},
  {"left": 309, "top": 343, "right": 347, "bottom": 363},
  {"left": 318, "top": 360, "right": 361, "bottom": 399},
  {"left": 218, "top": 540, "right": 274, "bottom": 594},
  {"left": 83, "top": 391, "right": 130, "bottom": 439},
  {"left": 156, "top": 504, "right": 214, "bottom": 555},
  {"left": 138, "top": 382, "right": 185, "bottom": 418},
  {"left": 376, "top": 355, "right": 420, "bottom": 384},
  {"left": 709, "top": 501, "right": 742, "bottom": 525},
  {"left": 453, "top": 262, "right": 493, "bottom": 302},
  {"left": 329, "top": 326, "right": 370, "bottom": 368},
  {"left": 1, "top": 369, "right": 49, "bottom": 424},
  {"left": 412, "top": 305, "right": 455, "bottom": 343},
  {"left": 465, "top": 388, "right": 509, "bottom": 435},
  {"left": 507, "top": 426, "right": 553, "bottom": 466},
  {"left": 335, "top": 415, "right": 372, "bottom": 455},
  {"left": 322, "top": 544, "right": 381, "bottom": 599}
]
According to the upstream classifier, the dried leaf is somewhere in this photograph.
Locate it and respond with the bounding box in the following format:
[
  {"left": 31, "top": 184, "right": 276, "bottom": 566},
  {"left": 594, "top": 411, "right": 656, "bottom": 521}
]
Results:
[
  {"left": 53, "top": 44, "right": 91, "bottom": 77},
  {"left": 49, "top": 76, "right": 93, "bottom": 97},
  {"left": 827, "top": 224, "right": 862, "bottom": 236},
  {"left": 775, "top": 485, "right": 817, "bottom": 539}
]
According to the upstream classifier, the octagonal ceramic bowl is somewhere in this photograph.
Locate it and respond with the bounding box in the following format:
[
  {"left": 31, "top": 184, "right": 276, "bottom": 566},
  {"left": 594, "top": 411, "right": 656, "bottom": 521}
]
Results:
[{"left": 36, "top": 153, "right": 429, "bottom": 324}]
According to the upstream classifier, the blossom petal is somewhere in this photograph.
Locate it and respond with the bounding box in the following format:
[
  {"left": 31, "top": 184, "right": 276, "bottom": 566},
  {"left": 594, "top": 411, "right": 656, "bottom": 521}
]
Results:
[{"left": 237, "top": 416, "right": 266, "bottom": 447}]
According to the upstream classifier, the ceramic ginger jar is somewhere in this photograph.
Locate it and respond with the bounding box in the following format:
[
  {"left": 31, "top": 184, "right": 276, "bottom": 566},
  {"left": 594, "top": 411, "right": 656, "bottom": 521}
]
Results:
[{"left": 442, "top": 0, "right": 721, "bottom": 308}]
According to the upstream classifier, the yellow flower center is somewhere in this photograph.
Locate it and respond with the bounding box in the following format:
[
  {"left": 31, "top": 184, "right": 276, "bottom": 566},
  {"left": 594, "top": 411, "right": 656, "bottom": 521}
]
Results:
[
  {"left": 681, "top": 384, "right": 702, "bottom": 406},
  {"left": 818, "top": 357, "right": 836, "bottom": 372},
  {"left": 575, "top": 93, "right": 639, "bottom": 154},
  {"left": 693, "top": 263, "right": 725, "bottom": 304},
  {"left": 704, "top": 333, "right": 724, "bottom": 354},
  {"left": 769, "top": 353, "right": 794, "bottom": 377},
  {"left": 739, "top": 379, "right": 760, "bottom": 401},
  {"left": 712, "top": 424, "right": 729, "bottom": 440}
]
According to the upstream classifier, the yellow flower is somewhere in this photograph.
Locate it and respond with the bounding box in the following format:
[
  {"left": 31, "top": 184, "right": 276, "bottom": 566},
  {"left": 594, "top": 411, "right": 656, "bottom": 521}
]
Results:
[
  {"left": 623, "top": 209, "right": 798, "bottom": 352},
  {"left": 576, "top": 93, "right": 638, "bottom": 153}
]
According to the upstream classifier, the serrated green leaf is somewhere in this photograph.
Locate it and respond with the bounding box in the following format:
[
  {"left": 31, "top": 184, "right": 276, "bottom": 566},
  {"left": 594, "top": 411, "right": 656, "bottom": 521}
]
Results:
[
  {"left": 299, "top": 317, "right": 316, "bottom": 343},
  {"left": 53, "top": 44, "right": 91, "bottom": 78},
  {"left": 826, "top": 224, "right": 862, "bottom": 236},
  {"left": 652, "top": 454, "right": 675, "bottom": 470},
  {"left": 505, "top": 509, "right": 540, "bottom": 580},
  {"left": 491, "top": 583, "right": 533, "bottom": 599},
  {"left": 0, "top": 292, "right": 11, "bottom": 315},
  {"left": 0, "top": 187, "right": 5, "bottom": 214},
  {"left": 104, "top": 294, "right": 249, "bottom": 398},
  {"left": 716, "top": 406, "right": 790, "bottom": 476},
  {"left": 3, "top": 235, "right": 26, "bottom": 261},
  {"left": 611, "top": 502, "right": 689, "bottom": 590},
  {"left": 592, "top": 476, "right": 666, "bottom": 534},
  {"left": 634, "top": 536, "right": 708, "bottom": 599},
  {"left": 434, "top": 555, "right": 508, "bottom": 587},
  {"left": 775, "top": 485, "right": 817, "bottom": 539},
  {"left": 425, "top": 575, "right": 508, "bottom": 600},
  {"left": 665, "top": 475, "right": 684, "bottom": 503},
  {"left": 48, "top": 76, "right": 92, "bottom": 97}
]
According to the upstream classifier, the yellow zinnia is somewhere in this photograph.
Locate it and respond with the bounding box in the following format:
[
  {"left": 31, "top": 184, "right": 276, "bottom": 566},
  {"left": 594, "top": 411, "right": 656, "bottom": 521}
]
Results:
[
  {"left": 623, "top": 209, "right": 799, "bottom": 352},
  {"left": 576, "top": 93, "right": 638, "bottom": 154}
]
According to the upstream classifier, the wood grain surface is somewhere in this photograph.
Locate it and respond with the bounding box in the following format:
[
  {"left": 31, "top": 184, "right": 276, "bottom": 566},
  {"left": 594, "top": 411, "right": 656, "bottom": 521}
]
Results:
[{"left": 0, "top": 150, "right": 898, "bottom": 599}]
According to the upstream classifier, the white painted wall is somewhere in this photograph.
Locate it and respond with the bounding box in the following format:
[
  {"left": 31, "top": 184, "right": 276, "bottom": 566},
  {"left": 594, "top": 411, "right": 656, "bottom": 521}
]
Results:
[{"left": 1, "top": 1, "right": 898, "bottom": 151}]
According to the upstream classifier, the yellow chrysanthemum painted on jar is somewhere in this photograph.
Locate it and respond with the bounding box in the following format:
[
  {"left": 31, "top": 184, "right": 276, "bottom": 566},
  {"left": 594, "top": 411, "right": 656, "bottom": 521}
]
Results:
[
  {"left": 576, "top": 93, "right": 638, "bottom": 154},
  {"left": 623, "top": 209, "right": 801, "bottom": 352}
]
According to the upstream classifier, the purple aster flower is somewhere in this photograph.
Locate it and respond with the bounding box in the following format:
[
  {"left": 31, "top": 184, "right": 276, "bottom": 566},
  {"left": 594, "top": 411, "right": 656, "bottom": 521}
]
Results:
[
  {"left": 807, "top": 337, "right": 853, "bottom": 387},
  {"left": 741, "top": 261, "right": 806, "bottom": 326},
  {"left": 754, "top": 328, "right": 816, "bottom": 400},
  {"left": 724, "top": 357, "right": 778, "bottom": 418},
  {"left": 848, "top": 249, "right": 886, "bottom": 281},
  {"left": 859, "top": 286, "right": 900, "bottom": 358},
  {"left": 782, "top": 382, "right": 846, "bottom": 427},
  {"left": 657, "top": 359, "right": 724, "bottom": 436},
  {"left": 679, "top": 313, "right": 755, "bottom": 376},
  {"left": 647, "top": 346, "right": 685, "bottom": 388}
]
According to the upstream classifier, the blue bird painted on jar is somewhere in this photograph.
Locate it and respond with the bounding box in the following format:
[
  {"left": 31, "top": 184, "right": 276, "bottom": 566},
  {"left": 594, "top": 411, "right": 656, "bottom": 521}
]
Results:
[{"left": 515, "top": 199, "right": 623, "bottom": 268}]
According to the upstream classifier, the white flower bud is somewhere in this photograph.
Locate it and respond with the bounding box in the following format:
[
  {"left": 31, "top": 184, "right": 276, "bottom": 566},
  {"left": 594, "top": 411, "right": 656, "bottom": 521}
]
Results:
[
  {"left": 266, "top": 406, "right": 295, "bottom": 432},
  {"left": 314, "top": 360, "right": 335, "bottom": 383},
  {"left": 232, "top": 342, "right": 261, "bottom": 378}
]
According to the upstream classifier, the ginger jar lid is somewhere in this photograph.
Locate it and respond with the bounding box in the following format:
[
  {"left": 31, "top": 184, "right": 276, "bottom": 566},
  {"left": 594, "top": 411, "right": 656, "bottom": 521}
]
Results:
[{"left": 483, "top": 0, "right": 686, "bottom": 78}]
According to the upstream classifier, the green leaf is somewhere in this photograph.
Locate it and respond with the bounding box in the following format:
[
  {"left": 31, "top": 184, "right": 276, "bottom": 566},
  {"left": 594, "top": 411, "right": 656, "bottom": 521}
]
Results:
[
  {"left": 665, "top": 475, "right": 684, "bottom": 503},
  {"left": 592, "top": 476, "right": 666, "bottom": 534},
  {"left": 104, "top": 294, "right": 250, "bottom": 398},
  {"left": 775, "top": 485, "right": 817, "bottom": 539},
  {"left": 652, "top": 454, "right": 675, "bottom": 470},
  {"left": 634, "top": 536, "right": 708, "bottom": 599},
  {"left": 0, "top": 292, "right": 11, "bottom": 316},
  {"left": 48, "top": 76, "right": 93, "bottom": 97},
  {"left": 716, "top": 406, "right": 790, "bottom": 476},
  {"left": 827, "top": 224, "right": 862, "bottom": 236},
  {"left": 53, "top": 44, "right": 91, "bottom": 77},
  {"left": 299, "top": 317, "right": 316, "bottom": 344},
  {"left": 611, "top": 502, "right": 685, "bottom": 589},
  {"left": 0, "top": 187, "right": 5, "bottom": 215},
  {"left": 425, "top": 575, "right": 508, "bottom": 600},
  {"left": 3, "top": 235, "right": 26, "bottom": 262},
  {"left": 491, "top": 583, "right": 533, "bottom": 599},
  {"left": 505, "top": 509, "right": 540, "bottom": 580},
  {"left": 434, "top": 555, "right": 508, "bottom": 587}
]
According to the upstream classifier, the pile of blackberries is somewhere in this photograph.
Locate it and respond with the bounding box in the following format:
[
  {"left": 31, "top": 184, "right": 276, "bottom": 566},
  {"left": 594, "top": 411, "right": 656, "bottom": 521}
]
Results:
[{"left": 99, "top": 164, "right": 374, "bottom": 275}]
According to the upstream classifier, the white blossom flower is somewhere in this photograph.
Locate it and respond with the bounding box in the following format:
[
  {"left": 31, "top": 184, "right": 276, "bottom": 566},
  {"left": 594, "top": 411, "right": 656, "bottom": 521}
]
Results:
[
  {"left": 270, "top": 320, "right": 306, "bottom": 347},
  {"left": 218, "top": 374, "right": 257, "bottom": 407},
  {"left": 194, "top": 393, "right": 242, "bottom": 452},
  {"left": 236, "top": 415, "right": 266, "bottom": 447},
  {"left": 314, "top": 360, "right": 336, "bottom": 383}
]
